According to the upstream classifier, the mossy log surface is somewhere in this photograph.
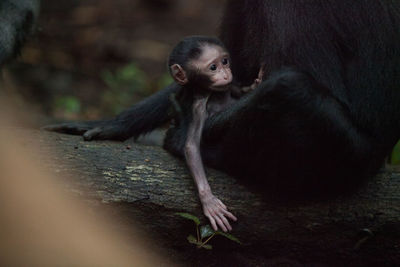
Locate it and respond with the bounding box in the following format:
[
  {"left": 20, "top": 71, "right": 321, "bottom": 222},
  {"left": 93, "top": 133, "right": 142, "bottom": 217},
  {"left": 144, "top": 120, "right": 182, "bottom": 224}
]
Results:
[{"left": 19, "top": 129, "right": 400, "bottom": 265}]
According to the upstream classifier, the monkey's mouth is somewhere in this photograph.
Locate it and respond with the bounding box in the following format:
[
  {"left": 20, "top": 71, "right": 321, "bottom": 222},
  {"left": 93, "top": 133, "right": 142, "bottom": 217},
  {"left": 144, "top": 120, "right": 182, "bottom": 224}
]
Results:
[{"left": 210, "top": 82, "right": 232, "bottom": 91}]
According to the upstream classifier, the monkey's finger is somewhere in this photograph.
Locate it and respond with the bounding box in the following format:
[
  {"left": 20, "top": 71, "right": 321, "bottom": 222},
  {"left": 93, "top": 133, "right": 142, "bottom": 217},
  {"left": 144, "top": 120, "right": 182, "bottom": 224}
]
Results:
[
  {"left": 83, "top": 125, "right": 128, "bottom": 141},
  {"left": 207, "top": 215, "right": 218, "bottom": 231},
  {"left": 259, "top": 70, "right": 265, "bottom": 79},
  {"left": 218, "top": 214, "right": 232, "bottom": 231},
  {"left": 42, "top": 123, "right": 90, "bottom": 135},
  {"left": 214, "top": 215, "right": 228, "bottom": 232},
  {"left": 83, "top": 127, "right": 103, "bottom": 141},
  {"left": 222, "top": 209, "right": 237, "bottom": 221},
  {"left": 258, "top": 63, "right": 266, "bottom": 79},
  {"left": 216, "top": 199, "right": 227, "bottom": 210}
]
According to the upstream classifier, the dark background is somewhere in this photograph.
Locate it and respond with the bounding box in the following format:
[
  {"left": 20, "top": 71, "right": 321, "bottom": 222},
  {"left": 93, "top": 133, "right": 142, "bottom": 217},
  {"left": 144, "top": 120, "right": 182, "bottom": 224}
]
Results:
[{"left": 4, "top": 0, "right": 226, "bottom": 123}]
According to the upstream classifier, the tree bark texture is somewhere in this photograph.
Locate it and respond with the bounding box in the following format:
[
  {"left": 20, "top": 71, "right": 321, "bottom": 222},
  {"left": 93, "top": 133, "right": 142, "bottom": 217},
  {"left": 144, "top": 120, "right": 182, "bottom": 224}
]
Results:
[{"left": 12, "top": 129, "right": 400, "bottom": 265}]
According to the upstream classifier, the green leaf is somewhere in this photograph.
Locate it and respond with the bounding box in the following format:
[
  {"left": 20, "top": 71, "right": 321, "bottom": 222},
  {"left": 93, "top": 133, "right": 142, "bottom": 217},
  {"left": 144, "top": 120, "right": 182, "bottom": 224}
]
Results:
[
  {"left": 175, "top": 212, "right": 200, "bottom": 225},
  {"left": 101, "top": 63, "right": 148, "bottom": 94},
  {"left": 201, "top": 244, "right": 213, "bottom": 250},
  {"left": 391, "top": 139, "right": 400, "bottom": 165},
  {"left": 119, "top": 64, "right": 139, "bottom": 81},
  {"left": 216, "top": 231, "right": 242, "bottom": 244},
  {"left": 187, "top": 235, "right": 200, "bottom": 245},
  {"left": 117, "top": 64, "right": 146, "bottom": 86},
  {"left": 102, "top": 70, "right": 117, "bottom": 89},
  {"left": 54, "top": 96, "right": 81, "bottom": 114},
  {"left": 200, "top": 225, "right": 215, "bottom": 239}
]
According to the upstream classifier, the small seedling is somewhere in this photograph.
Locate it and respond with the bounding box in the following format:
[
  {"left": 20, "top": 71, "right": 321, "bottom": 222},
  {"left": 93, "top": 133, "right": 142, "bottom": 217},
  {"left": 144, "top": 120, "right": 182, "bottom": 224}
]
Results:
[{"left": 176, "top": 212, "right": 241, "bottom": 250}]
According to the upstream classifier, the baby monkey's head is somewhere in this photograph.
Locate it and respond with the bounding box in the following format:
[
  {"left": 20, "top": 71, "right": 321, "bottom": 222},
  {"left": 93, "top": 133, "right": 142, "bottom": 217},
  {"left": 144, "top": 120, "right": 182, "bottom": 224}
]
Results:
[{"left": 168, "top": 36, "right": 233, "bottom": 91}]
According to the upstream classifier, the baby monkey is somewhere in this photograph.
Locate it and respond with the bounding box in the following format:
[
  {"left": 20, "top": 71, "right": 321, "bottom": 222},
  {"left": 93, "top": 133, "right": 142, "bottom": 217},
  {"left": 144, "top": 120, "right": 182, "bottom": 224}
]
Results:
[{"left": 168, "top": 36, "right": 264, "bottom": 232}]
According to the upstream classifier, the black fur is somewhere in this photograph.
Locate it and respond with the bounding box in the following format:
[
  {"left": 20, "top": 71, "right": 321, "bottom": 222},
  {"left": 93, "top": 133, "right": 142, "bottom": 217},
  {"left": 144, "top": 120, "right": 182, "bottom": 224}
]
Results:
[
  {"left": 46, "top": 0, "right": 400, "bottom": 194},
  {"left": 0, "top": 0, "right": 40, "bottom": 66},
  {"left": 170, "top": 0, "right": 400, "bottom": 193},
  {"left": 103, "top": 82, "right": 179, "bottom": 140}
]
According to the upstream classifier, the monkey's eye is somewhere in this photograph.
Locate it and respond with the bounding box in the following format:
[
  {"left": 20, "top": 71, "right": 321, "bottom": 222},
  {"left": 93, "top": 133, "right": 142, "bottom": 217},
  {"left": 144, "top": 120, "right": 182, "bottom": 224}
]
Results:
[
  {"left": 209, "top": 64, "right": 217, "bottom": 71},
  {"left": 222, "top": 58, "right": 229, "bottom": 65}
]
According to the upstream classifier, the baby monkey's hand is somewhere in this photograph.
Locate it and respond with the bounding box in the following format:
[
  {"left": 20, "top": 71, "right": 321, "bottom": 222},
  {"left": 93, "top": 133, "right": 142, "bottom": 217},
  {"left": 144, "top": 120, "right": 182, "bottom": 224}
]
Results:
[
  {"left": 250, "top": 64, "right": 265, "bottom": 90},
  {"left": 200, "top": 192, "right": 237, "bottom": 232}
]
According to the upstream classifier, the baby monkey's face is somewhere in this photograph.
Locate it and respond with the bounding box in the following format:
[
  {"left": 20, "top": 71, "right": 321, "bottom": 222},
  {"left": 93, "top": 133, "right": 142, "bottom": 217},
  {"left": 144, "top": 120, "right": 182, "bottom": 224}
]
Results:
[{"left": 190, "top": 45, "right": 233, "bottom": 91}]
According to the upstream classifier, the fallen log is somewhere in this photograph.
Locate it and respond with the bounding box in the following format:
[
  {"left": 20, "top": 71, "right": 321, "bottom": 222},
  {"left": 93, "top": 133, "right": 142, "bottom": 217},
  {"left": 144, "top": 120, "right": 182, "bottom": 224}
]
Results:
[{"left": 13, "top": 129, "right": 400, "bottom": 265}]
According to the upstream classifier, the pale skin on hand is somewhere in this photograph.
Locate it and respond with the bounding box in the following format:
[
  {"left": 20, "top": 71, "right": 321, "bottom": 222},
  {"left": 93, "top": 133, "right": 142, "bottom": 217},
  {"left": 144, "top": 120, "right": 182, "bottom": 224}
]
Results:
[
  {"left": 243, "top": 64, "right": 265, "bottom": 93},
  {"left": 251, "top": 64, "right": 265, "bottom": 90}
]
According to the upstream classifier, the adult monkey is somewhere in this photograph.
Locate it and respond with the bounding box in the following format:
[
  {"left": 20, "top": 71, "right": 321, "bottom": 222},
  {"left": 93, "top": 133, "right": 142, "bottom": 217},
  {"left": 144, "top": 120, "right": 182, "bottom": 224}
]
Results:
[
  {"left": 0, "top": 0, "right": 40, "bottom": 66},
  {"left": 46, "top": 0, "right": 400, "bottom": 195}
]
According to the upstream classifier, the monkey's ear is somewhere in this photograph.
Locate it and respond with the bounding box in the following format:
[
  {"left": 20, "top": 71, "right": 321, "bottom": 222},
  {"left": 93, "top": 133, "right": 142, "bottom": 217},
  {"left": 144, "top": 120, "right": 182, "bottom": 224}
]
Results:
[{"left": 170, "top": 64, "right": 188, "bottom": 85}]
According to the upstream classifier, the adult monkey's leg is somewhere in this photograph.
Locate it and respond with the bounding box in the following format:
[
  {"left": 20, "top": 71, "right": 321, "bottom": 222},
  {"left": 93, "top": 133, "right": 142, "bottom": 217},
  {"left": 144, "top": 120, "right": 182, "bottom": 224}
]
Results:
[
  {"left": 201, "top": 69, "right": 379, "bottom": 193},
  {"left": 44, "top": 82, "right": 179, "bottom": 141}
]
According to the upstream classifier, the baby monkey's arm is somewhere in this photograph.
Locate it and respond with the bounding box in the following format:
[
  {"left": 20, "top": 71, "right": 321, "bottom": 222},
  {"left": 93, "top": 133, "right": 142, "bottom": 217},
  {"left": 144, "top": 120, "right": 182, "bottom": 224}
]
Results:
[{"left": 184, "top": 94, "right": 237, "bottom": 232}]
